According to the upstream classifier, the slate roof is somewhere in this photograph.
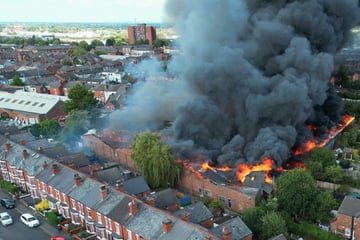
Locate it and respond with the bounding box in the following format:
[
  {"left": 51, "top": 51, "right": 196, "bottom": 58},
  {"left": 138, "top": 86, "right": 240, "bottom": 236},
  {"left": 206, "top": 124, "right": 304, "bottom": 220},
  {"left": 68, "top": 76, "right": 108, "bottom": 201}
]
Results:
[
  {"left": 36, "top": 161, "right": 78, "bottom": 194},
  {"left": 58, "top": 152, "right": 91, "bottom": 168},
  {"left": 210, "top": 216, "right": 252, "bottom": 240},
  {"left": 155, "top": 188, "right": 179, "bottom": 210},
  {"left": 338, "top": 195, "right": 360, "bottom": 217},
  {"left": 2, "top": 140, "right": 54, "bottom": 176},
  {"left": 68, "top": 177, "right": 103, "bottom": 208},
  {"left": 123, "top": 176, "right": 150, "bottom": 195},
  {"left": 173, "top": 201, "right": 213, "bottom": 224}
]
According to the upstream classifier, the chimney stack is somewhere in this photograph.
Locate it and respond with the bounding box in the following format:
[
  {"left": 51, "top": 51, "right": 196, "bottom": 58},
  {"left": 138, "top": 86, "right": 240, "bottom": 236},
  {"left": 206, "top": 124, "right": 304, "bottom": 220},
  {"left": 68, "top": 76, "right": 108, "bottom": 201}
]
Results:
[
  {"left": 221, "top": 226, "right": 232, "bottom": 240},
  {"left": 4, "top": 132, "right": 10, "bottom": 139},
  {"left": 128, "top": 199, "right": 138, "bottom": 215},
  {"left": 99, "top": 185, "right": 108, "bottom": 200},
  {"left": 42, "top": 161, "right": 48, "bottom": 169},
  {"left": 146, "top": 196, "right": 155, "bottom": 207},
  {"left": 162, "top": 219, "right": 173, "bottom": 233},
  {"left": 52, "top": 163, "right": 59, "bottom": 175},
  {"left": 20, "top": 139, "right": 26, "bottom": 145},
  {"left": 37, "top": 146, "right": 43, "bottom": 153},
  {"left": 74, "top": 173, "right": 82, "bottom": 186},
  {"left": 181, "top": 211, "right": 190, "bottom": 222},
  {"left": 115, "top": 180, "right": 124, "bottom": 192},
  {"left": 22, "top": 149, "right": 29, "bottom": 160},
  {"left": 68, "top": 160, "right": 75, "bottom": 169},
  {"left": 5, "top": 143, "right": 11, "bottom": 151}
]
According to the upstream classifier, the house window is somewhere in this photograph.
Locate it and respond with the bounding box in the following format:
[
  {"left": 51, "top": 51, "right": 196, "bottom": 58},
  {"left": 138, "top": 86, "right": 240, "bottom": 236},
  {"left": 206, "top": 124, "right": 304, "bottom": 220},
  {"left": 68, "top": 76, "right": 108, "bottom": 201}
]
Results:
[
  {"left": 204, "top": 190, "right": 211, "bottom": 197},
  {"left": 87, "top": 207, "right": 92, "bottom": 218},
  {"left": 219, "top": 196, "right": 225, "bottom": 204},
  {"left": 228, "top": 199, "right": 232, "bottom": 209},
  {"left": 115, "top": 222, "right": 121, "bottom": 235},
  {"left": 345, "top": 228, "right": 351, "bottom": 237},
  {"left": 39, "top": 103, "right": 45, "bottom": 107},
  {"left": 198, "top": 188, "right": 202, "bottom": 194},
  {"left": 71, "top": 199, "right": 76, "bottom": 210},
  {"left": 97, "top": 212, "right": 102, "bottom": 224}
]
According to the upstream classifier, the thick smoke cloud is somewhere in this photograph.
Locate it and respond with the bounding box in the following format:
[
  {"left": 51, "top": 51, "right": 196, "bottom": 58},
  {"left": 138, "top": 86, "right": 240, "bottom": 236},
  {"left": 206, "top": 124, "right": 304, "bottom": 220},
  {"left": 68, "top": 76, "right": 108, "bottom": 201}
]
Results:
[{"left": 109, "top": 0, "right": 360, "bottom": 167}]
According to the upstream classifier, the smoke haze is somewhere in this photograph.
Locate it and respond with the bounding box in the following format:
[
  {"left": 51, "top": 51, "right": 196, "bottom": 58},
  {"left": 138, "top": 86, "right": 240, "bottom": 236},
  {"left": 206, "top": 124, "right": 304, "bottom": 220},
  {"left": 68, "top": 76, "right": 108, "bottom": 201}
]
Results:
[{"left": 108, "top": 0, "right": 360, "bottom": 167}]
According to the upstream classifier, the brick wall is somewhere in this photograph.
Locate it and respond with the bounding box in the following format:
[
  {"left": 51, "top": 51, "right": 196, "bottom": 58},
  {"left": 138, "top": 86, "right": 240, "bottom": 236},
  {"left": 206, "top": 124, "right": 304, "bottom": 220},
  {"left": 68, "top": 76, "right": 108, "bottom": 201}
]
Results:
[
  {"left": 333, "top": 213, "right": 360, "bottom": 239},
  {"left": 179, "top": 168, "right": 259, "bottom": 213}
]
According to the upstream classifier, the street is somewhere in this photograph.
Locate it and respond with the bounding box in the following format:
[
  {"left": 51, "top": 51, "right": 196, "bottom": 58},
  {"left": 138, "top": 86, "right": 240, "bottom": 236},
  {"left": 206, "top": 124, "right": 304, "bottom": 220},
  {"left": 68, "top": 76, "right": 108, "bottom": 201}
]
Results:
[{"left": 0, "top": 189, "right": 68, "bottom": 240}]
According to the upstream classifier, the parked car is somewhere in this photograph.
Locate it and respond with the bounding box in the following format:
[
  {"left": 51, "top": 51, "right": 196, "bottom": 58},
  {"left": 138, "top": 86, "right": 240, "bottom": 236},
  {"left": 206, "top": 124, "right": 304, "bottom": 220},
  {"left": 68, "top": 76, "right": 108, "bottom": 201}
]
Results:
[
  {"left": 0, "top": 198, "right": 15, "bottom": 209},
  {"left": 20, "top": 213, "right": 40, "bottom": 227},
  {"left": 0, "top": 212, "right": 13, "bottom": 226},
  {"left": 50, "top": 236, "right": 65, "bottom": 240}
]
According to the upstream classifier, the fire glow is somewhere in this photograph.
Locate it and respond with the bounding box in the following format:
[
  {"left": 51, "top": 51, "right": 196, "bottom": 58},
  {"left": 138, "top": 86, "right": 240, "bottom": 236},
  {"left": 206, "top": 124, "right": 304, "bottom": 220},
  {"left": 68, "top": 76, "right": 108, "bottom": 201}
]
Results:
[
  {"left": 182, "top": 114, "right": 355, "bottom": 184},
  {"left": 293, "top": 114, "right": 355, "bottom": 156}
]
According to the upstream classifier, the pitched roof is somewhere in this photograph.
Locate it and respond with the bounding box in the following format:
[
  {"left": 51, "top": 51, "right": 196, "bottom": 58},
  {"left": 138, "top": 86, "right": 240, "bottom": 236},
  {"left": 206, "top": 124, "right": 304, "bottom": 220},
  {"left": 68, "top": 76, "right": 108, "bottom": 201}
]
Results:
[
  {"left": 173, "top": 201, "right": 213, "bottom": 224},
  {"left": 338, "top": 195, "right": 360, "bottom": 217},
  {"left": 123, "top": 176, "right": 150, "bottom": 195},
  {"left": 210, "top": 216, "right": 252, "bottom": 240}
]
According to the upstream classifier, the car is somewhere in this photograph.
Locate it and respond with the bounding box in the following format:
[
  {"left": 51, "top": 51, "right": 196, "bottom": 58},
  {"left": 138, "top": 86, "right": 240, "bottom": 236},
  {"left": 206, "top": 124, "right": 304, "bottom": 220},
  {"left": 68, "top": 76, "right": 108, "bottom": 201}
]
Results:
[
  {"left": 0, "top": 198, "right": 15, "bottom": 209},
  {"left": 0, "top": 212, "right": 13, "bottom": 226},
  {"left": 20, "top": 213, "right": 40, "bottom": 227},
  {"left": 50, "top": 236, "right": 65, "bottom": 240}
]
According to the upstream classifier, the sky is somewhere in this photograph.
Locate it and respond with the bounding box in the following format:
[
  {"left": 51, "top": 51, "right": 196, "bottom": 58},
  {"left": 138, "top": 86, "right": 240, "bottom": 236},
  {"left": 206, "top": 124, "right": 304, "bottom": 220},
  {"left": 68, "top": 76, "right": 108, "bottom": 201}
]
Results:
[{"left": 0, "top": 0, "right": 167, "bottom": 23}]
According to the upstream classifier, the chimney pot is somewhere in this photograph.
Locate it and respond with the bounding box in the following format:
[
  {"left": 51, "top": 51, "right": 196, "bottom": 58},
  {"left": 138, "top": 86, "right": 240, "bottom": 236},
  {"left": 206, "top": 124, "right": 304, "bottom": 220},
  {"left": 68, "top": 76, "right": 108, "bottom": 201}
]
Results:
[
  {"left": 22, "top": 149, "right": 29, "bottom": 160},
  {"left": 52, "top": 163, "right": 59, "bottom": 175},
  {"left": 68, "top": 160, "right": 75, "bottom": 169},
  {"left": 37, "top": 146, "right": 43, "bottom": 153},
  {"left": 128, "top": 199, "right": 138, "bottom": 215},
  {"left": 5, "top": 143, "right": 11, "bottom": 151},
  {"left": 181, "top": 211, "right": 190, "bottom": 221},
  {"left": 74, "top": 173, "right": 82, "bottom": 186},
  {"left": 221, "top": 226, "right": 232, "bottom": 240},
  {"left": 100, "top": 185, "right": 108, "bottom": 200},
  {"left": 42, "top": 161, "right": 48, "bottom": 169},
  {"left": 162, "top": 219, "right": 173, "bottom": 233},
  {"left": 115, "top": 180, "right": 124, "bottom": 191}
]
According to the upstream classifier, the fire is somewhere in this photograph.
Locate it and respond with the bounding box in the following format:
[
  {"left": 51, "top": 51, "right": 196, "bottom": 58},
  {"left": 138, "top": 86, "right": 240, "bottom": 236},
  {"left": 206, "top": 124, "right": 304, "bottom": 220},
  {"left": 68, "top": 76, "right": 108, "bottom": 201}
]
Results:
[
  {"left": 236, "top": 157, "right": 276, "bottom": 183},
  {"left": 200, "top": 162, "right": 232, "bottom": 172},
  {"left": 179, "top": 115, "right": 354, "bottom": 185},
  {"left": 293, "top": 114, "right": 355, "bottom": 155}
]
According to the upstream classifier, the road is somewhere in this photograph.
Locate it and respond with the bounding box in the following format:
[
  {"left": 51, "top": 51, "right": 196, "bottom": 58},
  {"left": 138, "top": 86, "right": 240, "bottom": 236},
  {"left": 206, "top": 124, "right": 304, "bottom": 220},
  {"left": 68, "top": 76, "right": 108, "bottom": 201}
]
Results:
[{"left": 0, "top": 190, "right": 68, "bottom": 240}]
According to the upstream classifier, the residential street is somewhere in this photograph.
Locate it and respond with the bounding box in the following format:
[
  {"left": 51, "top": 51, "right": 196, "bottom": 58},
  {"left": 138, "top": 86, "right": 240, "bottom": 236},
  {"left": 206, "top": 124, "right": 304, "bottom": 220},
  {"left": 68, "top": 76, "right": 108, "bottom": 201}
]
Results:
[{"left": 0, "top": 189, "right": 71, "bottom": 240}]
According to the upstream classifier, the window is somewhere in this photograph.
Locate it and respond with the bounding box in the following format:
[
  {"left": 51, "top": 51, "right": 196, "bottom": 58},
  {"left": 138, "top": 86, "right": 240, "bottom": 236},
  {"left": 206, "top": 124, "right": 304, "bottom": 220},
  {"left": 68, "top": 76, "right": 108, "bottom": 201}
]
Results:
[
  {"left": 5, "top": 99, "right": 10, "bottom": 102},
  {"left": 18, "top": 100, "right": 24, "bottom": 104},
  {"left": 32, "top": 102, "right": 38, "bottom": 106},
  {"left": 25, "top": 101, "right": 31, "bottom": 105},
  {"left": 204, "top": 190, "right": 211, "bottom": 197},
  {"left": 39, "top": 103, "right": 45, "bottom": 107},
  {"left": 219, "top": 196, "right": 225, "bottom": 204},
  {"left": 345, "top": 228, "right": 351, "bottom": 237},
  {"left": 198, "top": 188, "right": 202, "bottom": 194},
  {"left": 97, "top": 212, "right": 102, "bottom": 224},
  {"left": 228, "top": 199, "right": 232, "bottom": 209},
  {"left": 11, "top": 99, "right": 17, "bottom": 103}
]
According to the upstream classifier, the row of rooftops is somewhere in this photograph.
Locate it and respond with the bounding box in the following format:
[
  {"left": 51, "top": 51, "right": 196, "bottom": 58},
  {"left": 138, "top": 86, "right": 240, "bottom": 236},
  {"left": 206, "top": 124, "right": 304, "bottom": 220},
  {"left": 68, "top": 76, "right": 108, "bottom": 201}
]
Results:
[{"left": 0, "top": 128, "right": 252, "bottom": 239}]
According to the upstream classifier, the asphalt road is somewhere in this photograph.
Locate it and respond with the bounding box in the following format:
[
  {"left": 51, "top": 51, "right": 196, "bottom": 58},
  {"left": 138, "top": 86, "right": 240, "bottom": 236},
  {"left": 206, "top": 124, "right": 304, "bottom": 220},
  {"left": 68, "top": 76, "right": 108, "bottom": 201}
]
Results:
[{"left": 0, "top": 189, "right": 70, "bottom": 240}]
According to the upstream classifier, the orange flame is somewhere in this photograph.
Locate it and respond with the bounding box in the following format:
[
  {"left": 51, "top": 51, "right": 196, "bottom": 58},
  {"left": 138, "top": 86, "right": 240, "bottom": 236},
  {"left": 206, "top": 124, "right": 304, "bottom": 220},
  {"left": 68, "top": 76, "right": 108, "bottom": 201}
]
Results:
[
  {"left": 293, "top": 114, "right": 355, "bottom": 155},
  {"left": 236, "top": 157, "right": 276, "bottom": 183}
]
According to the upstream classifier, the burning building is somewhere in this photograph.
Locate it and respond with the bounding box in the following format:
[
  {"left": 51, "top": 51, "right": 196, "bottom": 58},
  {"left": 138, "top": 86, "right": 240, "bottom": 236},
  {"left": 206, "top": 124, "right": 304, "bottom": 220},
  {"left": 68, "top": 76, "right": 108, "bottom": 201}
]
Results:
[{"left": 107, "top": 1, "right": 360, "bottom": 169}]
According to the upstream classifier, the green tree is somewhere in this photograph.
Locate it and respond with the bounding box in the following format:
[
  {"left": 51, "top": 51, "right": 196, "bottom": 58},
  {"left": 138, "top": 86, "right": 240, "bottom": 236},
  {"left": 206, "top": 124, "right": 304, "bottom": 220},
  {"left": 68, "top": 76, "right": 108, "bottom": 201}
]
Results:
[
  {"left": 131, "top": 132, "right": 180, "bottom": 188},
  {"left": 323, "top": 165, "right": 346, "bottom": 183},
  {"left": 90, "top": 39, "right": 104, "bottom": 47},
  {"left": 61, "top": 58, "right": 72, "bottom": 66},
  {"left": 305, "top": 148, "right": 336, "bottom": 169},
  {"left": 105, "top": 38, "right": 114, "bottom": 46},
  {"left": 242, "top": 207, "right": 265, "bottom": 239},
  {"left": 308, "top": 190, "right": 338, "bottom": 223},
  {"left": 60, "top": 110, "right": 91, "bottom": 145},
  {"left": 39, "top": 119, "right": 60, "bottom": 137},
  {"left": 10, "top": 75, "right": 25, "bottom": 86},
  {"left": 31, "top": 123, "right": 41, "bottom": 137},
  {"left": 260, "top": 211, "right": 287, "bottom": 240},
  {"left": 275, "top": 169, "right": 318, "bottom": 220},
  {"left": 62, "top": 84, "right": 98, "bottom": 114}
]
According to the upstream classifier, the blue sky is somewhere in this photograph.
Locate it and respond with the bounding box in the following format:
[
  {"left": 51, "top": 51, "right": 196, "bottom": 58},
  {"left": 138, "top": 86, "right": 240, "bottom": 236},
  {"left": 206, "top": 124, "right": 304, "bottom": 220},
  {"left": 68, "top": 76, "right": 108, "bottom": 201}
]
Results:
[{"left": 0, "top": 0, "right": 166, "bottom": 23}]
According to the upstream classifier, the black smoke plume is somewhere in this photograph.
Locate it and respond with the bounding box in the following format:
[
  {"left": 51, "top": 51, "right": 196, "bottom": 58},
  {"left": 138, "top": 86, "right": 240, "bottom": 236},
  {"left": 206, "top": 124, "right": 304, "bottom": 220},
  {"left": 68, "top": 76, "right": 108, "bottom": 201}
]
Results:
[{"left": 108, "top": 0, "right": 360, "bottom": 167}]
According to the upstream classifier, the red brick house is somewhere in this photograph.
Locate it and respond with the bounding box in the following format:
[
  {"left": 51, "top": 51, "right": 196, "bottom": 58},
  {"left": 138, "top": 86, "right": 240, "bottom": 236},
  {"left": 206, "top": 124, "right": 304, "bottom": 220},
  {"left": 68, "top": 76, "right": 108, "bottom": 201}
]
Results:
[{"left": 331, "top": 195, "right": 360, "bottom": 239}]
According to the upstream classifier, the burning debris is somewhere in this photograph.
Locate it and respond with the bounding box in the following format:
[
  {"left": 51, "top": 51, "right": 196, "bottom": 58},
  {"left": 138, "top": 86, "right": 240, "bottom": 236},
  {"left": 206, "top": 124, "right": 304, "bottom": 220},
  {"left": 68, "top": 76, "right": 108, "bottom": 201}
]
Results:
[{"left": 108, "top": 1, "right": 360, "bottom": 173}]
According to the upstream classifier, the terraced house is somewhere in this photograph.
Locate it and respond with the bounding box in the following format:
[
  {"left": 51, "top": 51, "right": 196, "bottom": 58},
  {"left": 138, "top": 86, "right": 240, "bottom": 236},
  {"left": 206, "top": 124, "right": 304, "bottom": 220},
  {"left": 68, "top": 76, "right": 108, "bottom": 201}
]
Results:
[{"left": 0, "top": 136, "right": 252, "bottom": 240}]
